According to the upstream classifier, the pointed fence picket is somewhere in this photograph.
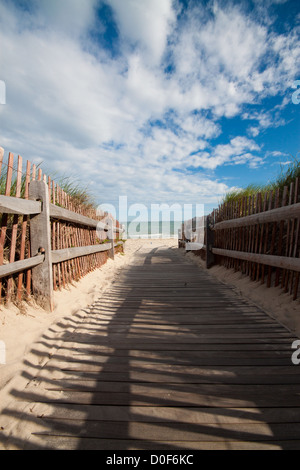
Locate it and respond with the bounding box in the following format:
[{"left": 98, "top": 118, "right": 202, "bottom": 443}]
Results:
[{"left": 179, "top": 177, "right": 300, "bottom": 300}]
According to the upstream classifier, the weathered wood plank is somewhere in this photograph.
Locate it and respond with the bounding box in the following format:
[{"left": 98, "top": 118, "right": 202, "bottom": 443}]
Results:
[
  {"left": 20, "top": 385, "right": 300, "bottom": 407},
  {"left": 50, "top": 203, "right": 107, "bottom": 230},
  {"left": 0, "top": 152, "right": 14, "bottom": 303},
  {"left": 32, "top": 420, "right": 300, "bottom": 443},
  {"left": 214, "top": 202, "right": 300, "bottom": 230},
  {"left": 48, "top": 347, "right": 293, "bottom": 363},
  {"left": 17, "top": 160, "right": 31, "bottom": 301},
  {"left": 65, "top": 323, "right": 287, "bottom": 334},
  {"left": 24, "top": 435, "right": 300, "bottom": 450},
  {"left": 69, "top": 319, "right": 281, "bottom": 328},
  {"left": 56, "top": 336, "right": 294, "bottom": 346},
  {"left": 36, "top": 369, "right": 300, "bottom": 384},
  {"left": 51, "top": 243, "right": 112, "bottom": 264},
  {"left": 25, "top": 403, "right": 300, "bottom": 424},
  {"left": 50, "top": 204, "right": 123, "bottom": 233},
  {"left": 7, "top": 155, "right": 23, "bottom": 300},
  {"left": 29, "top": 181, "right": 54, "bottom": 311},
  {"left": 107, "top": 218, "right": 114, "bottom": 260},
  {"left": 44, "top": 356, "right": 292, "bottom": 374},
  {"left": 49, "top": 339, "right": 294, "bottom": 352},
  {"left": 212, "top": 247, "right": 300, "bottom": 272},
  {"left": 0, "top": 195, "right": 41, "bottom": 215},
  {"left": 0, "top": 255, "right": 44, "bottom": 279},
  {"left": 1, "top": 244, "right": 300, "bottom": 451}
]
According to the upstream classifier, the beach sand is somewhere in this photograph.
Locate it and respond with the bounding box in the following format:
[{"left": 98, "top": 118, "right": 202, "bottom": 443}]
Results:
[{"left": 0, "top": 237, "right": 299, "bottom": 420}]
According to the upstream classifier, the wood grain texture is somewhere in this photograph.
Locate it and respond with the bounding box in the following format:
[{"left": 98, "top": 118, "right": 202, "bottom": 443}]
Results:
[
  {"left": 0, "top": 255, "right": 44, "bottom": 278},
  {"left": 1, "top": 245, "right": 299, "bottom": 450},
  {"left": 0, "top": 195, "right": 41, "bottom": 215}
]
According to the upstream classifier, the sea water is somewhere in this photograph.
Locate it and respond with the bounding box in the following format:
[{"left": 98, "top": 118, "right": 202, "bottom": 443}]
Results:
[{"left": 122, "top": 220, "right": 182, "bottom": 239}]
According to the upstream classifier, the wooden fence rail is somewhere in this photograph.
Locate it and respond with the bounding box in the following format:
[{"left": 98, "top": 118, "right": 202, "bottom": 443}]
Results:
[
  {"left": 0, "top": 149, "right": 124, "bottom": 311},
  {"left": 179, "top": 176, "right": 300, "bottom": 300}
]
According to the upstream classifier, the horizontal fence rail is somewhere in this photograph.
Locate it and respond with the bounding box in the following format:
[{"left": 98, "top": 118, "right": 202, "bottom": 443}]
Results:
[
  {"left": 51, "top": 243, "right": 112, "bottom": 264},
  {"left": 211, "top": 248, "right": 300, "bottom": 273},
  {"left": 50, "top": 203, "right": 122, "bottom": 232},
  {"left": 0, "top": 255, "right": 44, "bottom": 279},
  {"left": 0, "top": 195, "right": 41, "bottom": 215},
  {"left": 214, "top": 202, "right": 300, "bottom": 230},
  {"left": 0, "top": 195, "right": 124, "bottom": 232},
  {"left": 0, "top": 149, "right": 124, "bottom": 310}
]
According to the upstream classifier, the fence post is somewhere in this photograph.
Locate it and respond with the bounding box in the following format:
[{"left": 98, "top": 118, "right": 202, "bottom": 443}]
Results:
[
  {"left": 107, "top": 218, "right": 115, "bottom": 260},
  {"left": 29, "top": 180, "right": 54, "bottom": 311},
  {"left": 206, "top": 215, "right": 215, "bottom": 269}
]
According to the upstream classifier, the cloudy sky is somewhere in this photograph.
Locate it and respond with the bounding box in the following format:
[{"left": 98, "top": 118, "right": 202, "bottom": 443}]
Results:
[{"left": 0, "top": 0, "right": 299, "bottom": 216}]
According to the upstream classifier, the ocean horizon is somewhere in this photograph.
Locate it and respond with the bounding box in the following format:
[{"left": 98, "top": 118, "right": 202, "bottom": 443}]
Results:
[{"left": 121, "top": 220, "right": 182, "bottom": 239}]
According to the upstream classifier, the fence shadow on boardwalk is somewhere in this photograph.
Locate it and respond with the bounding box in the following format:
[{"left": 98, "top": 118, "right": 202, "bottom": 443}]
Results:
[{"left": 1, "top": 246, "right": 300, "bottom": 450}]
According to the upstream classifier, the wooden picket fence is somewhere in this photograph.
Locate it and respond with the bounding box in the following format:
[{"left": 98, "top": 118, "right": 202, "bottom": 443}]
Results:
[
  {"left": 179, "top": 176, "right": 300, "bottom": 300},
  {"left": 0, "top": 149, "right": 124, "bottom": 310}
]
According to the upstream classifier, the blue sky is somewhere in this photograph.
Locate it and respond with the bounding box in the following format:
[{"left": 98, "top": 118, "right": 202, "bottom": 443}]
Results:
[{"left": 0, "top": 0, "right": 299, "bottom": 217}]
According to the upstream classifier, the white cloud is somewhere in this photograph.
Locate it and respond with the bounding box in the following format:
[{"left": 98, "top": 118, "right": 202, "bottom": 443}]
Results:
[
  {"left": 175, "top": 113, "right": 221, "bottom": 140},
  {"left": 34, "top": 0, "right": 98, "bottom": 36},
  {"left": 244, "top": 108, "right": 287, "bottom": 137},
  {"left": 170, "top": 3, "right": 268, "bottom": 115},
  {"left": 0, "top": 0, "right": 299, "bottom": 209},
  {"left": 232, "top": 153, "right": 264, "bottom": 168},
  {"left": 108, "top": 0, "right": 176, "bottom": 65},
  {"left": 206, "top": 136, "right": 261, "bottom": 170},
  {"left": 171, "top": 1, "right": 300, "bottom": 116},
  {"left": 200, "top": 4, "right": 268, "bottom": 80}
]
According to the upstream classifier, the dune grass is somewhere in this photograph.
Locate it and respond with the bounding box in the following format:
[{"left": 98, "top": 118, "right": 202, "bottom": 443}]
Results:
[
  {"left": 222, "top": 155, "right": 300, "bottom": 204},
  {"left": 0, "top": 163, "right": 96, "bottom": 212},
  {"left": 55, "top": 174, "right": 96, "bottom": 212}
]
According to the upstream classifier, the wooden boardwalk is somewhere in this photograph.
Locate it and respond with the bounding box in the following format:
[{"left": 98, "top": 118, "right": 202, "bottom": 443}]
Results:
[{"left": 1, "top": 244, "right": 300, "bottom": 450}]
